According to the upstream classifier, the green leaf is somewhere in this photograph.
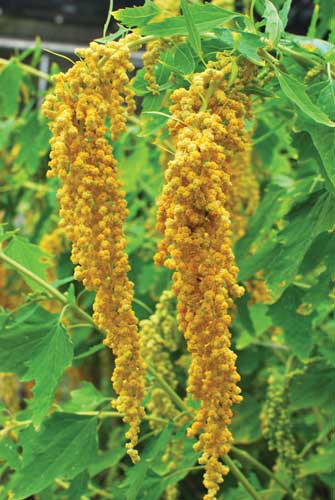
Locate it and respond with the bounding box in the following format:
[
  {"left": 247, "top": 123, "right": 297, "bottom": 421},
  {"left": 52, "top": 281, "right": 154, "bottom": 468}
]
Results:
[
  {"left": 275, "top": 70, "right": 335, "bottom": 127},
  {"left": 0, "top": 305, "right": 56, "bottom": 377},
  {"left": 140, "top": 4, "right": 242, "bottom": 37},
  {"left": 304, "top": 125, "right": 335, "bottom": 191},
  {"left": 114, "top": 1, "right": 161, "bottom": 27},
  {"left": 180, "top": 0, "right": 203, "bottom": 60},
  {"left": 234, "top": 31, "right": 265, "bottom": 63},
  {"left": 230, "top": 394, "right": 262, "bottom": 444},
  {"left": 0, "top": 306, "right": 73, "bottom": 422},
  {"left": 4, "top": 236, "right": 51, "bottom": 293},
  {"left": 265, "top": 191, "right": 335, "bottom": 300},
  {"left": 290, "top": 364, "right": 335, "bottom": 411},
  {"left": 119, "top": 423, "right": 174, "bottom": 500},
  {"left": 173, "top": 43, "right": 195, "bottom": 74},
  {"left": 7, "top": 413, "right": 98, "bottom": 499},
  {"left": 301, "top": 439, "right": 335, "bottom": 477},
  {"left": 23, "top": 322, "right": 73, "bottom": 424},
  {"left": 268, "top": 287, "right": 314, "bottom": 360},
  {"left": 0, "top": 60, "right": 23, "bottom": 117},
  {"left": 15, "top": 111, "right": 50, "bottom": 175},
  {"left": 0, "top": 437, "right": 21, "bottom": 469},
  {"left": 278, "top": 0, "right": 292, "bottom": 29},
  {"left": 67, "top": 471, "right": 89, "bottom": 500},
  {"left": 62, "top": 382, "right": 107, "bottom": 412},
  {"left": 263, "top": 0, "right": 284, "bottom": 47}
]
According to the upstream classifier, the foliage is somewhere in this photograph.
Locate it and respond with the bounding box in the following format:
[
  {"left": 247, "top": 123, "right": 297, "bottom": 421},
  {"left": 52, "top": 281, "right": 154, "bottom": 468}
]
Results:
[{"left": 0, "top": 1, "right": 334, "bottom": 499}]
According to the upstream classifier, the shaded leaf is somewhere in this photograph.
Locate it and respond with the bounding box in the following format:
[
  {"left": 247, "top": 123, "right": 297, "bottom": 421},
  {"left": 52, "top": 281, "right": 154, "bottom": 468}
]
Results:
[
  {"left": 7, "top": 413, "right": 98, "bottom": 499},
  {"left": 275, "top": 70, "right": 335, "bottom": 127},
  {"left": 264, "top": 0, "right": 284, "bottom": 46},
  {"left": 23, "top": 322, "right": 73, "bottom": 424},
  {"left": 4, "top": 236, "right": 51, "bottom": 293},
  {"left": 0, "top": 60, "right": 23, "bottom": 117},
  {"left": 180, "top": 0, "right": 203, "bottom": 60},
  {"left": 114, "top": 1, "right": 161, "bottom": 27},
  {"left": 141, "top": 5, "right": 242, "bottom": 37}
]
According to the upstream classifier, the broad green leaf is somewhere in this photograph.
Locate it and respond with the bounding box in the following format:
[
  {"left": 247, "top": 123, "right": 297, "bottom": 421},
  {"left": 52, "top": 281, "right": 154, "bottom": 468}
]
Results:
[
  {"left": 15, "top": 111, "right": 50, "bottom": 175},
  {"left": 290, "top": 364, "right": 335, "bottom": 411},
  {"left": 119, "top": 423, "right": 174, "bottom": 500},
  {"left": 0, "top": 437, "right": 21, "bottom": 469},
  {"left": 173, "top": 43, "right": 195, "bottom": 74},
  {"left": 89, "top": 427, "right": 127, "bottom": 477},
  {"left": 67, "top": 471, "right": 89, "bottom": 500},
  {"left": 235, "top": 31, "right": 265, "bottom": 63},
  {"left": 180, "top": 0, "right": 203, "bottom": 60},
  {"left": 301, "top": 439, "right": 335, "bottom": 477},
  {"left": 7, "top": 413, "right": 98, "bottom": 499},
  {"left": 141, "top": 4, "right": 242, "bottom": 37},
  {"left": 4, "top": 236, "right": 51, "bottom": 293},
  {"left": 264, "top": 0, "right": 284, "bottom": 47},
  {"left": 268, "top": 287, "right": 314, "bottom": 360},
  {"left": 114, "top": 1, "right": 161, "bottom": 27},
  {"left": 0, "top": 60, "right": 23, "bottom": 117},
  {"left": 230, "top": 394, "right": 262, "bottom": 444},
  {"left": 0, "top": 118, "right": 15, "bottom": 149},
  {"left": 23, "top": 322, "right": 73, "bottom": 424},
  {"left": 306, "top": 125, "right": 335, "bottom": 191},
  {"left": 0, "top": 306, "right": 73, "bottom": 422},
  {"left": 0, "top": 305, "right": 56, "bottom": 377},
  {"left": 265, "top": 191, "right": 335, "bottom": 300},
  {"left": 278, "top": 0, "right": 292, "bottom": 29},
  {"left": 62, "top": 382, "right": 107, "bottom": 412},
  {"left": 275, "top": 70, "right": 335, "bottom": 127}
]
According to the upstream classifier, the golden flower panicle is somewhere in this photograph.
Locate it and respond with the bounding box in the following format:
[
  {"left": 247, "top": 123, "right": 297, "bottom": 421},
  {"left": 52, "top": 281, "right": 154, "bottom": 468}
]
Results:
[
  {"left": 140, "top": 290, "right": 180, "bottom": 427},
  {"left": 155, "top": 57, "right": 254, "bottom": 499},
  {"left": 42, "top": 38, "right": 146, "bottom": 462}
]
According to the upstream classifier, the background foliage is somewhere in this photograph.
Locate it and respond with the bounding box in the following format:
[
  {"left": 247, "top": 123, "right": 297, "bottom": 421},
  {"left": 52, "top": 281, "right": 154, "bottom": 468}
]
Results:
[{"left": 0, "top": 1, "right": 334, "bottom": 499}]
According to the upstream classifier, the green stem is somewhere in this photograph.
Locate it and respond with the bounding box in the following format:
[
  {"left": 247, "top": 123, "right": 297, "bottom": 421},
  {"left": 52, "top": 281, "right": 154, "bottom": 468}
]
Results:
[
  {"left": 0, "top": 251, "right": 95, "bottom": 328},
  {"left": 127, "top": 35, "right": 154, "bottom": 50},
  {"left": 0, "top": 57, "right": 52, "bottom": 82},
  {"left": 163, "top": 465, "right": 203, "bottom": 481},
  {"left": 147, "top": 364, "right": 192, "bottom": 416},
  {"left": 0, "top": 251, "right": 67, "bottom": 305},
  {"left": 222, "top": 455, "right": 262, "bottom": 500},
  {"left": 76, "top": 410, "right": 168, "bottom": 425},
  {"left": 231, "top": 446, "right": 294, "bottom": 497},
  {"left": 103, "top": 0, "right": 114, "bottom": 38},
  {"left": 277, "top": 45, "right": 320, "bottom": 68}
]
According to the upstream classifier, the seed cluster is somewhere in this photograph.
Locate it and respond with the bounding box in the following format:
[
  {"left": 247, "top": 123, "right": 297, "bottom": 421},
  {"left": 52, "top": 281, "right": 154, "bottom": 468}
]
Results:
[
  {"left": 155, "top": 57, "right": 254, "bottom": 498},
  {"left": 42, "top": 39, "right": 146, "bottom": 462},
  {"left": 140, "top": 290, "right": 180, "bottom": 427}
]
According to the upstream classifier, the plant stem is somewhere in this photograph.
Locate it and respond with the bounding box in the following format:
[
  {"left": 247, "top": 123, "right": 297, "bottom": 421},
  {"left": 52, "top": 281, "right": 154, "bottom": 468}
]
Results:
[
  {"left": 76, "top": 410, "right": 168, "bottom": 425},
  {"left": 127, "top": 35, "right": 155, "bottom": 50},
  {"left": 231, "top": 446, "right": 293, "bottom": 497},
  {"left": 147, "top": 364, "right": 192, "bottom": 416},
  {"left": 0, "top": 251, "right": 95, "bottom": 328},
  {"left": 0, "top": 251, "right": 67, "bottom": 304},
  {"left": 163, "top": 465, "right": 203, "bottom": 480},
  {"left": 222, "top": 455, "right": 262, "bottom": 500},
  {"left": 103, "top": 0, "right": 114, "bottom": 38},
  {"left": 0, "top": 57, "right": 52, "bottom": 81}
]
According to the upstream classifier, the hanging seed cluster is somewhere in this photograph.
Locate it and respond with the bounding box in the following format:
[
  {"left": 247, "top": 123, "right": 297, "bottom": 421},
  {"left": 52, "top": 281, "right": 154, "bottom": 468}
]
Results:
[
  {"left": 42, "top": 38, "right": 146, "bottom": 463},
  {"left": 155, "top": 57, "right": 254, "bottom": 499}
]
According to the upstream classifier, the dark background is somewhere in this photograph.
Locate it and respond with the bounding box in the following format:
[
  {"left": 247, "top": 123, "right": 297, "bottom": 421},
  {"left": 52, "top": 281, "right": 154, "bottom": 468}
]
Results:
[{"left": 0, "top": 0, "right": 315, "bottom": 44}]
